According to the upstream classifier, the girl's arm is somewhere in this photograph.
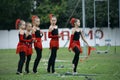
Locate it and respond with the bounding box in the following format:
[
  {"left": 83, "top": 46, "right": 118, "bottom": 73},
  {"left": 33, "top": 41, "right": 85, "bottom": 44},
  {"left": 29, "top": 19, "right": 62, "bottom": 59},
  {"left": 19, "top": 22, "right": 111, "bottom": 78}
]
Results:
[
  {"left": 19, "top": 30, "right": 32, "bottom": 43},
  {"left": 80, "top": 30, "right": 89, "bottom": 46},
  {"left": 31, "top": 27, "right": 37, "bottom": 42},
  {"left": 48, "top": 27, "right": 60, "bottom": 38},
  {"left": 32, "top": 27, "right": 36, "bottom": 38}
]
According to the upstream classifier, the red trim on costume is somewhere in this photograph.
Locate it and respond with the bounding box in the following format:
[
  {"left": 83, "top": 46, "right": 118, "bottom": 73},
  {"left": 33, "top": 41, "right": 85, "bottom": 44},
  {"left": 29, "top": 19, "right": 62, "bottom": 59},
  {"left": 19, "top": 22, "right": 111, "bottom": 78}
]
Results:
[
  {"left": 16, "top": 42, "right": 27, "bottom": 54},
  {"left": 68, "top": 35, "right": 74, "bottom": 50},
  {"left": 50, "top": 39, "right": 59, "bottom": 49},
  {"left": 71, "top": 41, "right": 82, "bottom": 53},
  {"left": 32, "top": 30, "right": 43, "bottom": 49},
  {"left": 34, "top": 38, "right": 42, "bottom": 49},
  {"left": 68, "top": 34, "right": 82, "bottom": 53},
  {"left": 48, "top": 32, "right": 59, "bottom": 38},
  {"left": 19, "top": 34, "right": 32, "bottom": 43},
  {"left": 26, "top": 44, "right": 33, "bottom": 55},
  {"left": 16, "top": 34, "right": 33, "bottom": 55},
  {"left": 48, "top": 32, "right": 59, "bottom": 49}
]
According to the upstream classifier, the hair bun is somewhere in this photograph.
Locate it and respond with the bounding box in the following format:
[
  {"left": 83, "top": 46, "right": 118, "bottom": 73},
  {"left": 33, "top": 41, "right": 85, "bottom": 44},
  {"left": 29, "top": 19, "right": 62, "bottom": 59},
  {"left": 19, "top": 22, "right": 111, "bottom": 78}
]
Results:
[
  {"left": 15, "top": 19, "right": 21, "bottom": 29},
  {"left": 70, "top": 18, "right": 76, "bottom": 26}
]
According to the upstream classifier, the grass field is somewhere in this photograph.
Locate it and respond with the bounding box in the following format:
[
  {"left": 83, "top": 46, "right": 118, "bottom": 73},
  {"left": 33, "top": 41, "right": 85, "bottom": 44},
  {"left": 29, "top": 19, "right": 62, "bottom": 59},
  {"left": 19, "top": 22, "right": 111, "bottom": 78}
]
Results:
[{"left": 0, "top": 46, "right": 120, "bottom": 80}]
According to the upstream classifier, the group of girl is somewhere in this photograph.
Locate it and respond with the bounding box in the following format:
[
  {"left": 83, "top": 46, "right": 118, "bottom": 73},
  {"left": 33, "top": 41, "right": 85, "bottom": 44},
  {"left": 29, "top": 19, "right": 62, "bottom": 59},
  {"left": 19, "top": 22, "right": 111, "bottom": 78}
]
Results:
[{"left": 15, "top": 14, "right": 89, "bottom": 75}]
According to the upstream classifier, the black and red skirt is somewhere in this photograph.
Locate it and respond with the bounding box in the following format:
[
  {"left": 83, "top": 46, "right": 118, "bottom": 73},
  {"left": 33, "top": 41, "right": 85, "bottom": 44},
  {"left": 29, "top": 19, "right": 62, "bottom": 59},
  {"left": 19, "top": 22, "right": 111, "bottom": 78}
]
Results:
[
  {"left": 16, "top": 42, "right": 27, "bottom": 54},
  {"left": 34, "top": 38, "right": 42, "bottom": 49},
  {"left": 70, "top": 41, "right": 82, "bottom": 53},
  {"left": 50, "top": 39, "right": 59, "bottom": 49}
]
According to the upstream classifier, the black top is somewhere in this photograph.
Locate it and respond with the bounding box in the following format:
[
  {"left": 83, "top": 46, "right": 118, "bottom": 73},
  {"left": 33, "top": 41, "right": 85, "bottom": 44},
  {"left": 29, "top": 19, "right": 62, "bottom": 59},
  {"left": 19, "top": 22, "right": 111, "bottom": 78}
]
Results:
[
  {"left": 26, "top": 35, "right": 32, "bottom": 40},
  {"left": 35, "top": 30, "right": 43, "bottom": 38},
  {"left": 51, "top": 28, "right": 58, "bottom": 35},
  {"left": 26, "top": 34, "right": 32, "bottom": 44},
  {"left": 73, "top": 31, "right": 81, "bottom": 41}
]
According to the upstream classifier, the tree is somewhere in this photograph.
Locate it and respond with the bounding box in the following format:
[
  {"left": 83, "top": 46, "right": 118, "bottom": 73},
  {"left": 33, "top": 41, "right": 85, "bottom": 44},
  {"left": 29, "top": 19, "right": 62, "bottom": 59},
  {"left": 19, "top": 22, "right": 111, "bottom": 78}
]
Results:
[
  {"left": 64, "top": 0, "right": 119, "bottom": 28},
  {"left": 0, "top": 0, "right": 33, "bottom": 30},
  {"left": 85, "top": 0, "right": 119, "bottom": 28},
  {"left": 63, "top": 0, "right": 82, "bottom": 28},
  {"left": 0, "top": 0, "right": 119, "bottom": 30},
  {"left": 32, "top": 0, "right": 67, "bottom": 29}
]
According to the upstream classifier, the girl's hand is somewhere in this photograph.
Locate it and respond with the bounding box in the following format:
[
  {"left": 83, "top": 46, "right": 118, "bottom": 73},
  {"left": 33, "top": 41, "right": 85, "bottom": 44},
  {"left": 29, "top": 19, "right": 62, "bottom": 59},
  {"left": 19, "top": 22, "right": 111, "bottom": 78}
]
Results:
[
  {"left": 58, "top": 33, "right": 62, "bottom": 38},
  {"left": 68, "top": 48, "right": 72, "bottom": 52},
  {"left": 32, "top": 38, "right": 37, "bottom": 42},
  {"left": 87, "top": 44, "right": 90, "bottom": 47}
]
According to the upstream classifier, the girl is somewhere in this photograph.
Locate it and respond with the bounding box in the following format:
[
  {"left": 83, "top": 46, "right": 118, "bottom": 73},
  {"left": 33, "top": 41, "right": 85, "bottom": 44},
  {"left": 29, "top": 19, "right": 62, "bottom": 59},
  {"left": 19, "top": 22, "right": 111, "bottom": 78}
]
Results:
[
  {"left": 47, "top": 14, "right": 61, "bottom": 73},
  {"left": 68, "top": 18, "right": 89, "bottom": 74},
  {"left": 25, "top": 22, "right": 33, "bottom": 74},
  {"left": 32, "top": 15, "right": 43, "bottom": 73},
  {"left": 16, "top": 19, "right": 32, "bottom": 75}
]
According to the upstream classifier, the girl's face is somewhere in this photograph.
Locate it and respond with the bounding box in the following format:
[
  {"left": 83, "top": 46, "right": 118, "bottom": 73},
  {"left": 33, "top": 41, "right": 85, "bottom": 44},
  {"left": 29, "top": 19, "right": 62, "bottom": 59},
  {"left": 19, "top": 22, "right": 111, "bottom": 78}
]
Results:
[
  {"left": 20, "top": 21, "right": 26, "bottom": 29},
  {"left": 75, "top": 19, "right": 80, "bottom": 27},
  {"left": 34, "top": 18, "right": 40, "bottom": 26},
  {"left": 26, "top": 23, "right": 32, "bottom": 31},
  {"left": 50, "top": 17, "right": 57, "bottom": 25}
]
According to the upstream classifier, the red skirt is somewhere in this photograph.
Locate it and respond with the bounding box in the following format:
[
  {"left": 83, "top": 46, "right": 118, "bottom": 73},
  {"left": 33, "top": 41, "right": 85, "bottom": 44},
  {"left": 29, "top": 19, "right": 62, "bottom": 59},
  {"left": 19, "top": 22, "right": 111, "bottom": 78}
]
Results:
[
  {"left": 16, "top": 42, "right": 27, "bottom": 54},
  {"left": 34, "top": 38, "right": 42, "bottom": 49},
  {"left": 70, "top": 41, "right": 82, "bottom": 53},
  {"left": 50, "top": 39, "right": 59, "bottom": 49},
  {"left": 26, "top": 45, "right": 33, "bottom": 55}
]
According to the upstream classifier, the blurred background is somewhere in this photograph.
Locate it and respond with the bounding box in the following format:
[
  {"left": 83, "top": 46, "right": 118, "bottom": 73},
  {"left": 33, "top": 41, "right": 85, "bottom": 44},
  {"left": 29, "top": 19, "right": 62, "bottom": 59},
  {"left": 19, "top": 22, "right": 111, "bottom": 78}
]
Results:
[
  {"left": 0, "top": 0, "right": 119, "bottom": 30},
  {"left": 0, "top": 0, "right": 120, "bottom": 49}
]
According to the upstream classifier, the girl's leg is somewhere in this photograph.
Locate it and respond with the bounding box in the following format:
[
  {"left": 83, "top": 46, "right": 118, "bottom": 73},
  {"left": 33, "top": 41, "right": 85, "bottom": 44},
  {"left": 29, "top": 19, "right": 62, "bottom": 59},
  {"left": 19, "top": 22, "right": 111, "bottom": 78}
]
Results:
[
  {"left": 25, "top": 55, "right": 31, "bottom": 73},
  {"left": 17, "top": 52, "right": 26, "bottom": 74},
  {"left": 72, "top": 46, "right": 80, "bottom": 72},
  {"left": 47, "top": 47, "right": 57, "bottom": 73},
  {"left": 51, "top": 47, "right": 57, "bottom": 73},
  {"left": 33, "top": 47, "right": 42, "bottom": 73}
]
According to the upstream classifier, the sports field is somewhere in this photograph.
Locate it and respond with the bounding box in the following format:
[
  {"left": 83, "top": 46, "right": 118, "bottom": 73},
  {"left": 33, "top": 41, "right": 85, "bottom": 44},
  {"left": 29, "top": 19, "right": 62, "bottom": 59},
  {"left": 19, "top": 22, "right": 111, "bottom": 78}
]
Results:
[{"left": 0, "top": 46, "right": 120, "bottom": 80}]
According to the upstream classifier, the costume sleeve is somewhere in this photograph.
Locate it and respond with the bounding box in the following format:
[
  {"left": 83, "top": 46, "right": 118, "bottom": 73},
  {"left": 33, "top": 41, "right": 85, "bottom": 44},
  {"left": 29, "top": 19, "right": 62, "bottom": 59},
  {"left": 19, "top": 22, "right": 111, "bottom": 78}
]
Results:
[
  {"left": 19, "top": 34, "right": 32, "bottom": 43},
  {"left": 68, "top": 34, "right": 74, "bottom": 50},
  {"left": 48, "top": 32, "right": 59, "bottom": 38}
]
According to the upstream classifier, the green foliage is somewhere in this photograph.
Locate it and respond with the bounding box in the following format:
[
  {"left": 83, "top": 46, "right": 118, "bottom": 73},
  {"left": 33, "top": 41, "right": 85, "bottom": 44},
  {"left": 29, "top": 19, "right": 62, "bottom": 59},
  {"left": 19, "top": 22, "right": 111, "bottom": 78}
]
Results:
[
  {"left": 0, "top": 0, "right": 119, "bottom": 30},
  {"left": 0, "top": 0, "right": 33, "bottom": 30},
  {"left": 85, "top": 0, "right": 119, "bottom": 28},
  {"left": 61, "top": 0, "right": 82, "bottom": 28},
  {"left": 32, "top": 0, "right": 67, "bottom": 29}
]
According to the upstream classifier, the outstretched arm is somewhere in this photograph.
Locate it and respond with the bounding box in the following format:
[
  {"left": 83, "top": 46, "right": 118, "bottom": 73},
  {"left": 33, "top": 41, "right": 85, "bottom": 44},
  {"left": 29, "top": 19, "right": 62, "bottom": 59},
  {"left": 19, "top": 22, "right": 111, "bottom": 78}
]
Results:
[{"left": 80, "top": 30, "right": 89, "bottom": 46}]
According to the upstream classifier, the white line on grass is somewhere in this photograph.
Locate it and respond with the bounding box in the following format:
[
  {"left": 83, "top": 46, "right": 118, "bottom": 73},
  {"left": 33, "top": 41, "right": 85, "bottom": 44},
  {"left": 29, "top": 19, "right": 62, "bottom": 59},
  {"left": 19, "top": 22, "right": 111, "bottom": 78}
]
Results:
[
  {"left": 31, "top": 59, "right": 71, "bottom": 63},
  {"left": 89, "top": 64, "right": 98, "bottom": 70},
  {"left": 113, "top": 71, "right": 119, "bottom": 76}
]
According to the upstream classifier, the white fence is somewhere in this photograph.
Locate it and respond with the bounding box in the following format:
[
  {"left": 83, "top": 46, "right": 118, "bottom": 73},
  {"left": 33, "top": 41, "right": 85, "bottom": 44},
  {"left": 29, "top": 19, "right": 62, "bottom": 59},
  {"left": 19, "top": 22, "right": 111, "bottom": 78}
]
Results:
[{"left": 0, "top": 28, "right": 120, "bottom": 49}]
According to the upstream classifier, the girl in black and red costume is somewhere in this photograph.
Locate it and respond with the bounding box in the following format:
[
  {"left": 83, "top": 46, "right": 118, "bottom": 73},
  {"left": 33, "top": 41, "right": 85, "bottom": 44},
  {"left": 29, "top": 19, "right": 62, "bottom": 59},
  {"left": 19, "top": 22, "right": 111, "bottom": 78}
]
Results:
[
  {"left": 68, "top": 18, "right": 89, "bottom": 74},
  {"left": 32, "top": 15, "right": 43, "bottom": 73},
  {"left": 16, "top": 19, "right": 33, "bottom": 75},
  {"left": 47, "top": 14, "right": 61, "bottom": 73},
  {"left": 25, "top": 22, "right": 33, "bottom": 74}
]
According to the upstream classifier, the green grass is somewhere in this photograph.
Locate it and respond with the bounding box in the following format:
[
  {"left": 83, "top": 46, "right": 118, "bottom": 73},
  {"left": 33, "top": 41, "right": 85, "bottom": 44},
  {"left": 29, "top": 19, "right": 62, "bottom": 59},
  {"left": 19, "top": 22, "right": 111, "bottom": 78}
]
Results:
[{"left": 0, "top": 46, "right": 120, "bottom": 80}]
